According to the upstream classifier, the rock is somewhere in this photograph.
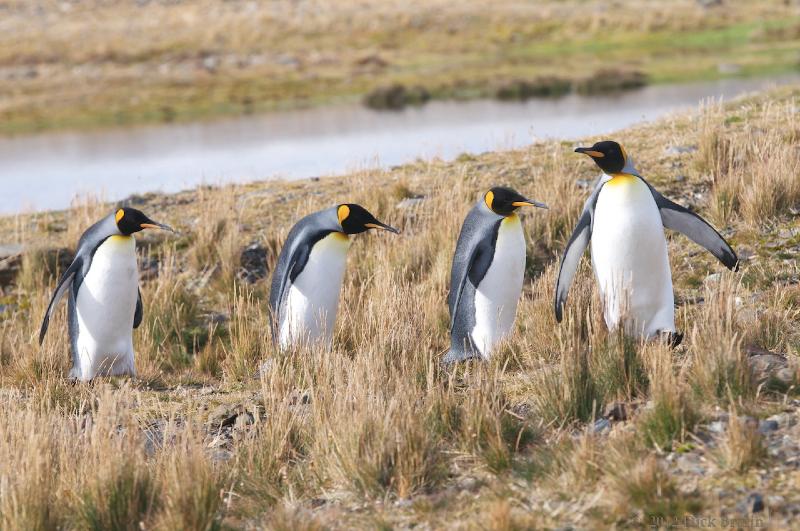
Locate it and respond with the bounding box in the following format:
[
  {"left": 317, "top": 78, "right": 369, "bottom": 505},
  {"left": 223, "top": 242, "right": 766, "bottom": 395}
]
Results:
[
  {"left": 766, "top": 495, "right": 785, "bottom": 510},
  {"left": 664, "top": 145, "right": 698, "bottom": 155},
  {"left": 592, "top": 418, "right": 611, "bottom": 434},
  {"left": 603, "top": 401, "right": 633, "bottom": 421},
  {"left": 456, "top": 476, "right": 480, "bottom": 492},
  {"left": 758, "top": 420, "right": 779, "bottom": 434},
  {"left": 746, "top": 349, "right": 792, "bottom": 386},
  {"left": 704, "top": 272, "right": 722, "bottom": 284},
  {"left": 208, "top": 404, "right": 237, "bottom": 428},
  {"left": 238, "top": 242, "right": 269, "bottom": 283},
  {"left": 749, "top": 492, "right": 765, "bottom": 513},
  {"left": 708, "top": 420, "right": 727, "bottom": 434},
  {"left": 234, "top": 412, "right": 255, "bottom": 430},
  {"left": 767, "top": 412, "right": 796, "bottom": 429},
  {"left": 0, "top": 244, "right": 23, "bottom": 287}
]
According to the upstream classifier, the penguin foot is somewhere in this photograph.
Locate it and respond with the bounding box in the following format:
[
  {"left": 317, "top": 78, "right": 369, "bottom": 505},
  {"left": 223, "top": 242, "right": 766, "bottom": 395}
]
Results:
[
  {"left": 442, "top": 349, "right": 483, "bottom": 365},
  {"left": 658, "top": 330, "right": 684, "bottom": 349}
]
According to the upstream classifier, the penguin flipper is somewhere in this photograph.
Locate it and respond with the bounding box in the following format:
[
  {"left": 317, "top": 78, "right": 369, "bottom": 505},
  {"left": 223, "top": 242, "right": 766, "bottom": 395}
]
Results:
[
  {"left": 449, "top": 236, "right": 494, "bottom": 330},
  {"left": 133, "top": 287, "right": 143, "bottom": 329},
  {"left": 39, "top": 257, "right": 82, "bottom": 345},
  {"left": 554, "top": 182, "right": 605, "bottom": 323},
  {"left": 650, "top": 188, "right": 738, "bottom": 271}
]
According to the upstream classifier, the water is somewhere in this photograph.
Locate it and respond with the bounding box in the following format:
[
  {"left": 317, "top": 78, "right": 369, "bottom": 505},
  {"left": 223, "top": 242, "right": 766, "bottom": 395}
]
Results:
[{"left": 0, "top": 75, "right": 797, "bottom": 215}]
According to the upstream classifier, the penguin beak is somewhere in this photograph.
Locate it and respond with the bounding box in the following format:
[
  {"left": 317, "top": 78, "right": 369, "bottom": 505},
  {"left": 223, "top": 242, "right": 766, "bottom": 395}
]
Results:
[
  {"left": 365, "top": 221, "right": 400, "bottom": 234},
  {"left": 512, "top": 199, "right": 548, "bottom": 209},
  {"left": 140, "top": 221, "right": 176, "bottom": 233},
  {"left": 575, "top": 147, "right": 604, "bottom": 158}
]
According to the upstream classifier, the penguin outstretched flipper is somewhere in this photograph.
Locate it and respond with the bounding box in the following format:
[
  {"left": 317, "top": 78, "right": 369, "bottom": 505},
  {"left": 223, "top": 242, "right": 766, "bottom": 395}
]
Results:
[
  {"left": 647, "top": 185, "right": 738, "bottom": 271},
  {"left": 39, "top": 257, "right": 83, "bottom": 345}
]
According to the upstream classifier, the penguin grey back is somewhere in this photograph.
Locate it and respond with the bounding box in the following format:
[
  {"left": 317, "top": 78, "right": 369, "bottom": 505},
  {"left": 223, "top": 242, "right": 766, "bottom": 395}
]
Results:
[
  {"left": 268, "top": 207, "right": 340, "bottom": 336},
  {"left": 39, "top": 212, "right": 122, "bottom": 345},
  {"left": 446, "top": 200, "right": 503, "bottom": 361}
]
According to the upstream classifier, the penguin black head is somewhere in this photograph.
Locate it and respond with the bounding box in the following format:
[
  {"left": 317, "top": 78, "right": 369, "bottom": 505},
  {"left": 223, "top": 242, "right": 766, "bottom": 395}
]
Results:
[
  {"left": 336, "top": 204, "right": 400, "bottom": 235},
  {"left": 484, "top": 187, "right": 548, "bottom": 216},
  {"left": 575, "top": 140, "right": 628, "bottom": 174},
  {"left": 115, "top": 207, "right": 175, "bottom": 236}
]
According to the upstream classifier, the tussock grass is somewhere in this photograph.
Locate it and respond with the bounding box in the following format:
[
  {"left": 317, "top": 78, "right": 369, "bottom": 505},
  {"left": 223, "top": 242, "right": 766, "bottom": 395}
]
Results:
[
  {"left": 0, "top": 86, "right": 799, "bottom": 527},
  {"left": 715, "top": 412, "right": 766, "bottom": 474}
]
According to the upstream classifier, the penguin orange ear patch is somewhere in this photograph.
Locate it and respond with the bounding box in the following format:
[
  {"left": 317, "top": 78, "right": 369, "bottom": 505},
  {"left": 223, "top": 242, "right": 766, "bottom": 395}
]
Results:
[
  {"left": 337, "top": 205, "right": 350, "bottom": 225},
  {"left": 484, "top": 190, "right": 494, "bottom": 210},
  {"left": 115, "top": 209, "right": 125, "bottom": 223}
]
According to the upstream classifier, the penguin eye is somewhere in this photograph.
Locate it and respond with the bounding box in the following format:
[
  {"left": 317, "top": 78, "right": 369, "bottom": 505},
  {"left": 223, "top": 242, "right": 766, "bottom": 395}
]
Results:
[{"left": 115, "top": 209, "right": 125, "bottom": 223}]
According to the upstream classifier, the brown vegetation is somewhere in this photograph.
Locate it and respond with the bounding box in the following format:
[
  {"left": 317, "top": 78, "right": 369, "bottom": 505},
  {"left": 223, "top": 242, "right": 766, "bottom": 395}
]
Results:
[{"left": 0, "top": 86, "right": 798, "bottom": 527}]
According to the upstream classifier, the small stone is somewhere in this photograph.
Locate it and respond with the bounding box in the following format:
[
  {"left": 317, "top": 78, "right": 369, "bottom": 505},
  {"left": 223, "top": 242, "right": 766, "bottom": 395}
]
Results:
[
  {"left": 766, "top": 495, "right": 785, "bottom": 509},
  {"left": 704, "top": 273, "right": 722, "bottom": 284},
  {"left": 592, "top": 418, "right": 611, "bottom": 434},
  {"left": 208, "top": 404, "right": 236, "bottom": 428},
  {"left": 708, "top": 420, "right": 727, "bottom": 434},
  {"left": 758, "top": 420, "right": 779, "bottom": 434},
  {"left": 603, "top": 401, "right": 631, "bottom": 421},
  {"left": 749, "top": 492, "right": 765, "bottom": 513},
  {"left": 234, "top": 412, "right": 255, "bottom": 430},
  {"left": 664, "top": 145, "right": 698, "bottom": 155},
  {"left": 456, "top": 476, "right": 480, "bottom": 492}
]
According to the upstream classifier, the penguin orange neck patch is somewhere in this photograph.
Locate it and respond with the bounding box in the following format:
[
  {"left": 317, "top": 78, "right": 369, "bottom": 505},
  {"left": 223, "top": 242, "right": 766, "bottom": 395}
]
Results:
[
  {"left": 484, "top": 190, "right": 494, "bottom": 210},
  {"left": 607, "top": 174, "right": 638, "bottom": 187},
  {"left": 337, "top": 205, "right": 350, "bottom": 225}
]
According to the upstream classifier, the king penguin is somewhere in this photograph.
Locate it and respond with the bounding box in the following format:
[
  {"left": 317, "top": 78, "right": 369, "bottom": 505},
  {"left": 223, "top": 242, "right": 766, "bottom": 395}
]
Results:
[
  {"left": 445, "top": 187, "right": 548, "bottom": 362},
  {"left": 554, "top": 140, "right": 738, "bottom": 343},
  {"left": 39, "top": 207, "right": 175, "bottom": 381},
  {"left": 269, "top": 204, "right": 399, "bottom": 350}
]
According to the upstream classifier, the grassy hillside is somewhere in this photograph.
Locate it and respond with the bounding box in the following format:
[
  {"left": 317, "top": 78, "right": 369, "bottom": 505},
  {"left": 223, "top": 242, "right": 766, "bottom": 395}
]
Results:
[
  {"left": 0, "top": 85, "right": 799, "bottom": 528},
  {"left": 0, "top": 0, "right": 799, "bottom": 134}
]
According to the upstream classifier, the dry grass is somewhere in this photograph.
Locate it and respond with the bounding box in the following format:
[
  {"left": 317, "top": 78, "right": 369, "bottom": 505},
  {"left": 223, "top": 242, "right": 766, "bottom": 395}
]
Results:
[
  {"left": 715, "top": 412, "right": 766, "bottom": 474},
  {"left": 0, "top": 0, "right": 798, "bottom": 133},
  {"left": 0, "top": 85, "right": 799, "bottom": 527}
]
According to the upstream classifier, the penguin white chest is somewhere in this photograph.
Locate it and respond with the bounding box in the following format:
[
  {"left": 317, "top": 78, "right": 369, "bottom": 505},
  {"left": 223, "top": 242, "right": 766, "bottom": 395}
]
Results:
[
  {"left": 591, "top": 175, "right": 675, "bottom": 337},
  {"left": 471, "top": 215, "right": 526, "bottom": 358},
  {"left": 279, "top": 232, "right": 350, "bottom": 348},
  {"left": 75, "top": 235, "right": 138, "bottom": 379}
]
